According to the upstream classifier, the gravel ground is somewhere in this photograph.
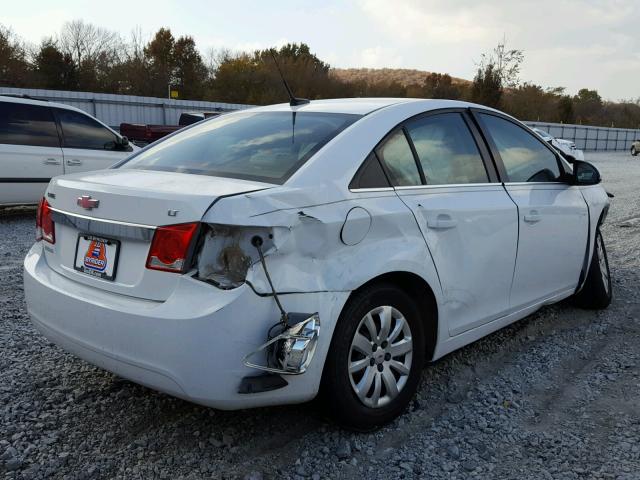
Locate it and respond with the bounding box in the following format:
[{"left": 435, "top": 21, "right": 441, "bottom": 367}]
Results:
[{"left": 1, "top": 151, "right": 639, "bottom": 480}]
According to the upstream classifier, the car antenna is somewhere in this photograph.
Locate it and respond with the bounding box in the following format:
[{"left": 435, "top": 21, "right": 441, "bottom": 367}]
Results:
[{"left": 269, "top": 51, "right": 310, "bottom": 107}]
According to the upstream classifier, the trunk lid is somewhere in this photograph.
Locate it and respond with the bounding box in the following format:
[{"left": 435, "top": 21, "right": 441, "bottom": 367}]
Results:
[{"left": 44, "top": 169, "right": 273, "bottom": 300}]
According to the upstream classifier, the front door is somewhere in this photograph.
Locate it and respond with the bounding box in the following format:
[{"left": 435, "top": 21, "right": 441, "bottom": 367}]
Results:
[
  {"left": 475, "top": 112, "right": 588, "bottom": 309},
  {"left": 53, "top": 107, "right": 130, "bottom": 174}
]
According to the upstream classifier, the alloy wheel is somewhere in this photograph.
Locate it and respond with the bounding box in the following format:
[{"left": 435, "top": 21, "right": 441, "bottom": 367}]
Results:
[{"left": 348, "top": 306, "right": 413, "bottom": 408}]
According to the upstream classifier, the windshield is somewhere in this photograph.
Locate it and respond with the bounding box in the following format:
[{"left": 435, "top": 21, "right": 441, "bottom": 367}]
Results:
[{"left": 119, "top": 111, "right": 360, "bottom": 184}]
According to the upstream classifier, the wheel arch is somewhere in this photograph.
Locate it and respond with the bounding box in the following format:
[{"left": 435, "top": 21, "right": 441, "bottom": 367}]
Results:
[
  {"left": 576, "top": 186, "right": 610, "bottom": 294},
  {"left": 344, "top": 271, "right": 439, "bottom": 361}
]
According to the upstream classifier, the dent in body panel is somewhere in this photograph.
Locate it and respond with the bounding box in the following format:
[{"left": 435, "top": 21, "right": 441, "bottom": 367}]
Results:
[
  {"left": 200, "top": 190, "right": 443, "bottom": 301},
  {"left": 579, "top": 185, "right": 610, "bottom": 273}
]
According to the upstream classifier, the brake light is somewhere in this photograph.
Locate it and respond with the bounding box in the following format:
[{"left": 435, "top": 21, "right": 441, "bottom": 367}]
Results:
[
  {"left": 36, "top": 199, "right": 43, "bottom": 241},
  {"left": 146, "top": 222, "right": 199, "bottom": 273},
  {"left": 36, "top": 198, "right": 55, "bottom": 244}
]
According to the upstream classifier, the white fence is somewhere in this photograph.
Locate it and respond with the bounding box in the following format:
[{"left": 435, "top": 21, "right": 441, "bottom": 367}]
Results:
[
  {"left": 2, "top": 87, "right": 638, "bottom": 151},
  {"left": 525, "top": 121, "right": 640, "bottom": 151},
  {"left": 0, "top": 87, "right": 252, "bottom": 128}
]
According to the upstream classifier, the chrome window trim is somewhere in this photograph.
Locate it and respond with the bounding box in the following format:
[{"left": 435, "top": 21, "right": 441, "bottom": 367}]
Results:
[
  {"left": 394, "top": 182, "right": 503, "bottom": 191},
  {"left": 349, "top": 187, "right": 395, "bottom": 193},
  {"left": 50, "top": 208, "right": 155, "bottom": 242},
  {"left": 503, "top": 181, "right": 568, "bottom": 187}
]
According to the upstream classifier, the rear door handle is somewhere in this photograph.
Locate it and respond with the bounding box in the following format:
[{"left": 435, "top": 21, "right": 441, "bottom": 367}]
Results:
[
  {"left": 66, "top": 159, "right": 82, "bottom": 166},
  {"left": 524, "top": 212, "right": 542, "bottom": 223},
  {"left": 427, "top": 214, "right": 458, "bottom": 230},
  {"left": 43, "top": 158, "right": 61, "bottom": 165}
]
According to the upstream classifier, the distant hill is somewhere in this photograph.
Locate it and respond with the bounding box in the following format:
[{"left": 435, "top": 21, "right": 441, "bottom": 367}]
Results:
[{"left": 330, "top": 68, "right": 471, "bottom": 87}]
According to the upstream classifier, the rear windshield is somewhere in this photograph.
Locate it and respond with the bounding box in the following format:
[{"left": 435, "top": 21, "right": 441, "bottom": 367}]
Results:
[{"left": 119, "top": 111, "right": 360, "bottom": 184}]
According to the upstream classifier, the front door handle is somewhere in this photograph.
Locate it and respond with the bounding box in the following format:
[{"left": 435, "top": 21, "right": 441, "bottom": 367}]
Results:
[
  {"left": 427, "top": 214, "right": 458, "bottom": 230},
  {"left": 66, "top": 159, "right": 82, "bottom": 166},
  {"left": 43, "top": 158, "right": 61, "bottom": 165}
]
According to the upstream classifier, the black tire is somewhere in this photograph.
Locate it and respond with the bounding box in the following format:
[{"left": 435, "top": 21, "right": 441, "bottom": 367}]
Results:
[
  {"left": 321, "top": 283, "right": 425, "bottom": 431},
  {"left": 573, "top": 228, "right": 612, "bottom": 309}
]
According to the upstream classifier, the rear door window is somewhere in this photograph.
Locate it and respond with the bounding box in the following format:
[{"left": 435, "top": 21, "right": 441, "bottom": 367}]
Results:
[
  {"left": 55, "top": 109, "right": 119, "bottom": 150},
  {"left": 405, "top": 113, "right": 488, "bottom": 185},
  {"left": 0, "top": 102, "right": 59, "bottom": 148},
  {"left": 375, "top": 129, "right": 422, "bottom": 186}
]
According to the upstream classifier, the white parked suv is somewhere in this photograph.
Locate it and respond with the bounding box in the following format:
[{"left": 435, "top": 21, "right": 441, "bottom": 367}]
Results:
[
  {"left": 0, "top": 95, "right": 138, "bottom": 206},
  {"left": 24, "top": 98, "right": 611, "bottom": 429},
  {"left": 532, "top": 127, "right": 584, "bottom": 161}
]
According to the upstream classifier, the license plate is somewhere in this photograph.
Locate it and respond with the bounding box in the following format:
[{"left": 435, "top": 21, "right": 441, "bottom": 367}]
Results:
[{"left": 74, "top": 235, "right": 120, "bottom": 281}]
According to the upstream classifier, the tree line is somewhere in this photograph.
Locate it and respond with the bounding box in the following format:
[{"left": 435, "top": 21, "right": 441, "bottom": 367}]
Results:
[{"left": 1, "top": 21, "right": 639, "bottom": 128}]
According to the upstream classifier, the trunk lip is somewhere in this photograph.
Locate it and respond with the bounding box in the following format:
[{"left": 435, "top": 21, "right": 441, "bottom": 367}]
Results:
[
  {"left": 50, "top": 208, "right": 156, "bottom": 243},
  {"left": 50, "top": 207, "right": 157, "bottom": 230}
]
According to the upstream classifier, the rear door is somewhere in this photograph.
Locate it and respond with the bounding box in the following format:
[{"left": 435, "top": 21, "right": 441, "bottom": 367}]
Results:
[
  {"left": 378, "top": 110, "right": 519, "bottom": 336},
  {"left": 0, "top": 101, "right": 63, "bottom": 205},
  {"left": 474, "top": 111, "right": 588, "bottom": 309},
  {"left": 53, "top": 107, "right": 132, "bottom": 174}
]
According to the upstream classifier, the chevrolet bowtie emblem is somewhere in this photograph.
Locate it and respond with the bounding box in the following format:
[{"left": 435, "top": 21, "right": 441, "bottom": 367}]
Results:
[{"left": 77, "top": 195, "right": 100, "bottom": 210}]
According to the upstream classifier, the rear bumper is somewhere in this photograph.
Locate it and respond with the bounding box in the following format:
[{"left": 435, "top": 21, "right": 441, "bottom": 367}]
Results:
[{"left": 24, "top": 242, "right": 348, "bottom": 409}]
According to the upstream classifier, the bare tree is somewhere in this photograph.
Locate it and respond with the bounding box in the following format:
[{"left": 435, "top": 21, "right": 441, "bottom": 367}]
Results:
[
  {"left": 478, "top": 37, "right": 524, "bottom": 88},
  {"left": 127, "top": 26, "right": 146, "bottom": 62},
  {"left": 203, "top": 47, "right": 233, "bottom": 79},
  {"left": 58, "top": 20, "right": 121, "bottom": 65}
]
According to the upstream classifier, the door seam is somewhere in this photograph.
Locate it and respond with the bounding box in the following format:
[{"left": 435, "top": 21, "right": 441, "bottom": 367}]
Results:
[{"left": 501, "top": 183, "right": 521, "bottom": 307}]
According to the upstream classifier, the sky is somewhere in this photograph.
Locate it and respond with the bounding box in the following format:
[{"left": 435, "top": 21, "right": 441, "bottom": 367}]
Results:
[{"left": 4, "top": 0, "right": 640, "bottom": 100}]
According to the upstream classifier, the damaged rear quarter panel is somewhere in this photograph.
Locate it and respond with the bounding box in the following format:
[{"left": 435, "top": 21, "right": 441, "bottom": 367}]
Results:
[{"left": 201, "top": 189, "right": 443, "bottom": 299}]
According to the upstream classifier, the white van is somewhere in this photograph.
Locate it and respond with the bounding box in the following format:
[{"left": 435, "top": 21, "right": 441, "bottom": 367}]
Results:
[{"left": 0, "top": 95, "right": 138, "bottom": 206}]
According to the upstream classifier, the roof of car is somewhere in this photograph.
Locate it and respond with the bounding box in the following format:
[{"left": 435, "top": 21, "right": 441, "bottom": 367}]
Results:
[
  {"left": 0, "top": 94, "right": 86, "bottom": 113},
  {"left": 246, "top": 97, "right": 485, "bottom": 116}
]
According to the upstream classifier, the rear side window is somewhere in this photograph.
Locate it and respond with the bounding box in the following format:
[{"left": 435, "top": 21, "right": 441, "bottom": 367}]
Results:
[
  {"left": 405, "top": 113, "right": 488, "bottom": 185},
  {"left": 0, "top": 102, "right": 59, "bottom": 148},
  {"left": 375, "top": 129, "right": 421, "bottom": 186},
  {"left": 480, "top": 114, "right": 561, "bottom": 182},
  {"left": 349, "top": 152, "right": 390, "bottom": 189},
  {"left": 55, "top": 109, "right": 118, "bottom": 150},
  {"left": 121, "top": 111, "right": 360, "bottom": 184}
]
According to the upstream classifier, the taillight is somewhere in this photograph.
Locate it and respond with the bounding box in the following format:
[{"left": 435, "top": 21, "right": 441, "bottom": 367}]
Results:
[
  {"left": 146, "top": 222, "right": 199, "bottom": 273},
  {"left": 36, "top": 198, "right": 55, "bottom": 244}
]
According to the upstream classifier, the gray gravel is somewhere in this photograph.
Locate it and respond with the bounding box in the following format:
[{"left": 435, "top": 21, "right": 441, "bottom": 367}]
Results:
[{"left": 1, "top": 151, "right": 639, "bottom": 479}]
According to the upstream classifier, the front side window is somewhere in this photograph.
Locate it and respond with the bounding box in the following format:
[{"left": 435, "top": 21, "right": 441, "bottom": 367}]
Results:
[
  {"left": 480, "top": 114, "right": 561, "bottom": 182},
  {"left": 405, "top": 113, "right": 488, "bottom": 185},
  {"left": 121, "top": 111, "right": 359, "bottom": 184},
  {"left": 0, "top": 102, "right": 59, "bottom": 148},
  {"left": 375, "top": 129, "right": 422, "bottom": 186},
  {"left": 56, "top": 109, "right": 118, "bottom": 150}
]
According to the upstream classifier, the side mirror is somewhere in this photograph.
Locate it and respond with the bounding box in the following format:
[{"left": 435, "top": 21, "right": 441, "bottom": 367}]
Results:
[{"left": 572, "top": 160, "right": 601, "bottom": 185}]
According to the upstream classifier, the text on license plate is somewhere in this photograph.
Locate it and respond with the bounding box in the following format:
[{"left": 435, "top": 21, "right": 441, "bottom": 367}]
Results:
[{"left": 74, "top": 235, "right": 120, "bottom": 281}]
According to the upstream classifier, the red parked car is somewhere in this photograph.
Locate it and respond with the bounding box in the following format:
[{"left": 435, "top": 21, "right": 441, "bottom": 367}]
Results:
[{"left": 120, "top": 111, "right": 227, "bottom": 146}]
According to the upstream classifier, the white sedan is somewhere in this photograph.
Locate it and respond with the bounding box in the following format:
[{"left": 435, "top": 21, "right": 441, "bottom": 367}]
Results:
[
  {"left": 532, "top": 127, "right": 585, "bottom": 161},
  {"left": 24, "top": 98, "right": 611, "bottom": 430}
]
